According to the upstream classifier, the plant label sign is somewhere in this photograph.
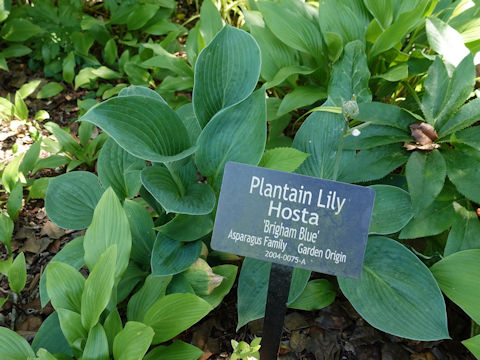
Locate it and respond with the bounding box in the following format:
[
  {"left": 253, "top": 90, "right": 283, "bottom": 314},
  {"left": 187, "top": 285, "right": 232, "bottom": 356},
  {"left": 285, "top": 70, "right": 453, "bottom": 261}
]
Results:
[{"left": 211, "top": 162, "right": 376, "bottom": 278}]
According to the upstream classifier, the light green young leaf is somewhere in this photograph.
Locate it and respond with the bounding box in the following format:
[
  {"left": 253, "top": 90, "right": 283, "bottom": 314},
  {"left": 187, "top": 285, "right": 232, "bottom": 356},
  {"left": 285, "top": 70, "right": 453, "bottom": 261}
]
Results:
[
  {"left": 151, "top": 233, "right": 202, "bottom": 276},
  {"left": 426, "top": 18, "right": 470, "bottom": 71},
  {"left": 45, "top": 171, "right": 104, "bottom": 230},
  {"left": 292, "top": 111, "right": 345, "bottom": 180},
  {"left": 35, "top": 348, "right": 57, "bottom": 360},
  {"left": 9, "top": 252, "right": 26, "bottom": 293},
  {"left": 431, "top": 249, "right": 480, "bottom": 324},
  {"left": 288, "top": 279, "right": 336, "bottom": 311},
  {"left": 144, "top": 341, "right": 203, "bottom": 360},
  {"left": 57, "top": 308, "right": 87, "bottom": 350},
  {"left": 7, "top": 180, "right": 22, "bottom": 220},
  {"left": 277, "top": 86, "right": 327, "bottom": 115},
  {"left": 199, "top": 0, "right": 223, "bottom": 45},
  {"left": 0, "top": 211, "right": 13, "bottom": 254},
  {"left": 62, "top": 51, "right": 75, "bottom": 83},
  {"left": 264, "top": 65, "right": 315, "bottom": 89},
  {"left": 141, "top": 166, "right": 216, "bottom": 215},
  {"left": 83, "top": 324, "right": 109, "bottom": 360},
  {"left": 193, "top": 25, "right": 261, "bottom": 127},
  {"left": 44, "top": 122, "right": 84, "bottom": 160},
  {"left": 37, "top": 82, "right": 65, "bottom": 99},
  {"left": 83, "top": 188, "right": 131, "bottom": 278},
  {"left": 196, "top": 89, "right": 267, "bottom": 186},
  {"left": 113, "top": 322, "right": 154, "bottom": 360},
  {"left": 127, "top": 275, "right": 172, "bottom": 322},
  {"left": 1, "top": 44, "right": 31, "bottom": 58},
  {"left": 104, "top": 39, "right": 118, "bottom": 66},
  {"left": 81, "top": 95, "right": 195, "bottom": 162},
  {"left": 258, "top": 147, "right": 309, "bottom": 172},
  {"left": 369, "top": 185, "right": 413, "bottom": 234},
  {"left": 339, "top": 236, "right": 449, "bottom": 341},
  {"left": 81, "top": 246, "right": 117, "bottom": 330},
  {"left": 445, "top": 202, "right": 480, "bottom": 256},
  {"left": 0, "top": 326, "right": 35, "bottom": 359},
  {"left": 144, "top": 293, "right": 213, "bottom": 344},
  {"left": 14, "top": 92, "right": 27, "bottom": 120},
  {"left": 406, "top": 150, "right": 446, "bottom": 214},
  {"left": 46, "top": 262, "right": 85, "bottom": 313},
  {"left": 18, "top": 79, "right": 41, "bottom": 99},
  {"left": 462, "top": 335, "right": 480, "bottom": 359},
  {"left": 19, "top": 139, "right": 41, "bottom": 175}
]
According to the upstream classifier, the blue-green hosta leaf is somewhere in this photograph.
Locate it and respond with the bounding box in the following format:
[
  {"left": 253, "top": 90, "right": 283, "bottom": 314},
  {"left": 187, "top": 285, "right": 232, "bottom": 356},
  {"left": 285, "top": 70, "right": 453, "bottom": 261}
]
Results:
[
  {"left": 46, "top": 262, "right": 85, "bottom": 313},
  {"left": 81, "top": 95, "right": 195, "bottom": 162},
  {"left": 144, "top": 341, "right": 203, "bottom": 360},
  {"left": 339, "top": 236, "right": 449, "bottom": 341},
  {"left": 123, "top": 199, "right": 155, "bottom": 265},
  {"left": 104, "top": 309, "right": 122, "bottom": 354},
  {"left": 338, "top": 145, "right": 409, "bottom": 183},
  {"left": 406, "top": 150, "right": 446, "bottom": 214},
  {"left": 40, "top": 237, "right": 84, "bottom": 307},
  {"left": 97, "top": 138, "right": 145, "bottom": 199},
  {"left": 292, "top": 111, "right": 345, "bottom": 180},
  {"left": 443, "top": 147, "right": 480, "bottom": 203},
  {"left": 196, "top": 89, "right": 267, "bottom": 186},
  {"left": 431, "top": 249, "right": 480, "bottom": 324},
  {"left": 426, "top": 18, "right": 470, "bottom": 71},
  {"left": 127, "top": 275, "right": 172, "bottom": 322},
  {"left": 45, "top": 171, "right": 104, "bottom": 230},
  {"left": 81, "top": 246, "right": 117, "bottom": 330},
  {"left": 288, "top": 279, "right": 336, "bottom": 311},
  {"left": 141, "top": 166, "right": 216, "bottom": 215},
  {"left": 118, "top": 85, "right": 166, "bottom": 104},
  {"left": 84, "top": 188, "right": 131, "bottom": 278},
  {"left": 369, "top": 185, "right": 413, "bottom": 235},
  {"left": 354, "top": 102, "right": 417, "bottom": 130},
  {"left": 32, "top": 312, "right": 72, "bottom": 356},
  {"left": 343, "top": 125, "right": 410, "bottom": 150},
  {"left": 83, "top": 324, "right": 109, "bottom": 360},
  {"left": 445, "top": 202, "right": 480, "bottom": 256},
  {"left": 237, "top": 258, "right": 310, "bottom": 330},
  {"left": 193, "top": 25, "right": 260, "bottom": 127},
  {"left": 144, "top": 293, "right": 213, "bottom": 344},
  {"left": 258, "top": 0, "right": 323, "bottom": 59},
  {"left": 326, "top": 40, "right": 371, "bottom": 107},
  {"left": 113, "top": 322, "right": 154, "bottom": 360},
  {"left": 0, "top": 326, "right": 35, "bottom": 359},
  {"left": 155, "top": 214, "right": 213, "bottom": 242},
  {"left": 176, "top": 103, "right": 202, "bottom": 144},
  {"left": 258, "top": 147, "right": 310, "bottom": 172},
  {"left": 151, "top": 233, "right": 202, "bottom": 276},
  {"left": 117, "top": 262, "right": 148, "bottom": 304}
]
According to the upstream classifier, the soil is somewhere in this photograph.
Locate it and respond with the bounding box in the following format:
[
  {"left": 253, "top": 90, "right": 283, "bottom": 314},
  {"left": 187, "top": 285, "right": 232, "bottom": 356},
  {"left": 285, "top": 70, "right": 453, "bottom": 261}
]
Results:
[{"left": 0, "top": 59, "right": 476, "bottom": 360}]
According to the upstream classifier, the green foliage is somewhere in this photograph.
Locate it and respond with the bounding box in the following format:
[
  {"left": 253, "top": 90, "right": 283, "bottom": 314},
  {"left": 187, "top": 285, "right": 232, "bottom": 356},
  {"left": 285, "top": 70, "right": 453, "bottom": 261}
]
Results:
[{"left": 231, "top": 337, "right": 261, "bottom": 360}]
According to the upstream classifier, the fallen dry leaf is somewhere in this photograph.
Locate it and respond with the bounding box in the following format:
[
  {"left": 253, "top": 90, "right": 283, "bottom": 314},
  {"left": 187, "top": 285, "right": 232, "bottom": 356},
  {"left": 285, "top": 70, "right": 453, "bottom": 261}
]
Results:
[
  {"left": 40, "top": 221, "right": 65, "bottom": 239},
  {"left": 410, "top": 123, "right": 438, "bottom": 145}
]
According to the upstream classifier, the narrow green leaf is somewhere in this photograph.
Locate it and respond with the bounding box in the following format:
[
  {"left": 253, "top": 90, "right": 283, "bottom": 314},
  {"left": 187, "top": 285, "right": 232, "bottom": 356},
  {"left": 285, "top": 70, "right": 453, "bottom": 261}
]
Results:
[
  {"left": 62, "top": 51, "right": 75, "bottom": 84},
  {"left": 288, "top": 279, "right": 336, "bottom": 311},
  {"left": 0, "top": 326, "right": 35, "bottom": 359},
  {"left": 264, "top": 66, "right": 315, "bottom": 89},
  {"left": 144, "top": 293, "right": 213, "bottom": 344},
  {"left": 127, "top": 275, "right": 172, "bottom": 322},
  {"left": 0, "top": 211, "right": 13, "bottom": 254},
  {"left": 6, "top": 180, "right": 22, "bottom": 220},
  {"left": 19, "top": 140, "right": 41, "bottom": 175},
  {"left": 81, "top": 246, "right": 117, "bottom": 330},
  {"left": 343, "top": 125, "right": 410, "bottom": 150},
  {"left": 151, "top": 233, "right": 202, "bottom": 276},
  {"left": 439, "top": 98, "right": 480, "bottom": 137},
  {"left": 277, "top": 86, "right": 327, "bottom": 115},
  {"left": 103, "top": 39, "right": 118, "bottom": 66},
  {"left": 364, "top": 0, "right": 393, "bottom": 29},
  {"left": 9, "top": 252, "right": 26, "bottom": 293},
  {"left": 14, "top": 92, "right": 28, "bottom": 120},
  {"left": 406, "top": 150, "right": 446, "bottom": 214},
  {"left": 193, "top": 25, "right": 261, "bottom": 127},
  {"left": 44, "top": 122, "right": 84, "bottom": 160},
  {"left": 369, "top": 185, "right": 413, "bottom": 234},
  {"left": 258, "top": 147, "right": 309, "bottom": 172},
  {"left": 84, "top": 188, "right": 131, "bottom": 278},
  {"left": 32, "top": 155, "right": 69, "bottom": 174},
  {"left": 354, "top": 102, "right": 417, "bottom": 130},
  {"left": 292, "top": 111, "right": 345, "bottom": 180},
  {"left": 1, "top": 44, "right": 31, "bottom": 59},
  {"left": 18, "top": 80, "right": 41, "bottom": 99},
  {"left": 445, "top": 202, "right": 480, "bottom": 256},
  {"left": 199, "top": 0, "right": 223, "bottom": 45},
  {"left": 141, "top": 166, "right": 216, "bottom": 215},
  {"left": 46, "top": 262, "right": 85, "bottom": 313},
  {"left": 144, "top": 341, "right": 203, "bottom": 360},
  {"left": 339, "top": 236, "right": 449, "bottom": 341},
  {"left": 431, "top": 249, "right": 480, "bottom": 324},
  {"left": 196, "top": 89, "right": 267, "bottom": 185},
  {"left": 83, "top": 324, "right": 109, "bottom": 360},
  {"left": 37, "top": 82, "right": 65, "bottom": 99},
  {"left": 113, "top": 322, "right": 154, "bottom": 360},
  {"left": 81, "top": 95, "right": 195, "bottom": 162},
  {"left": 45, "top": 171, "right": 104, "bottom": 230}
]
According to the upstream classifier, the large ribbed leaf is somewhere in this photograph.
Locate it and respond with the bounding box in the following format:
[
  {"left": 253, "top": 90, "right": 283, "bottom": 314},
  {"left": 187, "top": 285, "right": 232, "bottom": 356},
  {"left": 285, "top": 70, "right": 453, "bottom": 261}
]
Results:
[
  {"left": 113, "top": 322, "right": 154, "bottom": 360},
  {"left": 81, "top": 95, "right": 195, "bottom": 162},
  {"left": 193, "top": 25, "right": 260, "bottom": 127},
  {"left": 123, "top": 200, "right": 155, "bottom": 265},
  {"left": 339, "top": 236, "right": 449, "bottom": 340},
  {"left": 141, "top": 166, "right": 216, "bottom": 215},
  {"left": 97, "top": 138, "right": 145, "bottom": 199},
  {"left": 0, "top": 327, "right": 35, "bottom": 359},
  {"left": 45, "top": 171, "right": 104, "bottom": 230},
  {"left": 196, "top": 90, "right": 266, "bottom": 186},
  {"left": 46, "top": 262, "right": 85, "bottom": 313}
]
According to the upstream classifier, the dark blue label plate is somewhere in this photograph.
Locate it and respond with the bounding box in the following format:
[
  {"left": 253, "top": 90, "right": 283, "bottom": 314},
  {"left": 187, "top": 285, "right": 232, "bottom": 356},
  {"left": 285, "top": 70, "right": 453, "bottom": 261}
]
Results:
[{"left": 211, "top": 162, "right": 376, "bottom": 279}]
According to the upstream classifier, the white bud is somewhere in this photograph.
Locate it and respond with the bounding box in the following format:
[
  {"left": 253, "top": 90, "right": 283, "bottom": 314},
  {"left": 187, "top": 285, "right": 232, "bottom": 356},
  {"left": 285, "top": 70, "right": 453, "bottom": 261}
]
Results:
[{"left": 352, "top": 129, "right": 361, "bottom": 137}]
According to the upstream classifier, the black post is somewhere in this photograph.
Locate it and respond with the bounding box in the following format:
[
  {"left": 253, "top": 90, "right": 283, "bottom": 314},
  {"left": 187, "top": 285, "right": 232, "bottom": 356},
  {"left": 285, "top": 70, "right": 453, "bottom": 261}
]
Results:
[{"left": 260, "top": 263, "right": 294, "bottom": 360}]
